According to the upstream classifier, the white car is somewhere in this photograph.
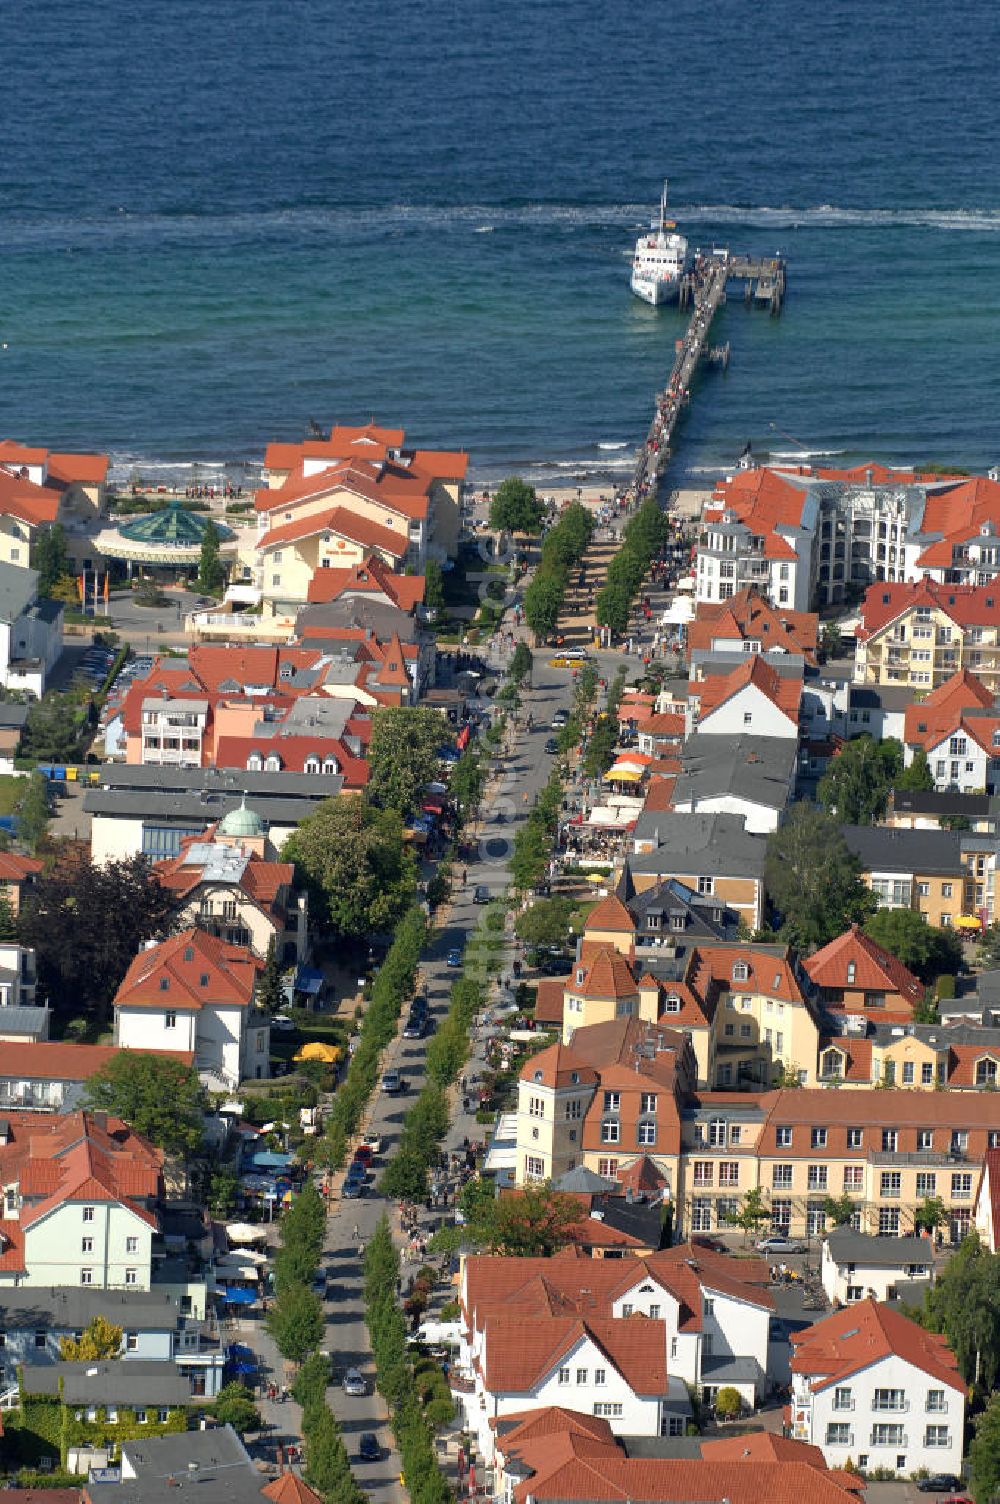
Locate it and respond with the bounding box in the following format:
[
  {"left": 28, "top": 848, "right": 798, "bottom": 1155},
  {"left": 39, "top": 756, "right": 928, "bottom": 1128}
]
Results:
[{"left": 270, "top": 1015, "right": 296, "bottom": 1033}]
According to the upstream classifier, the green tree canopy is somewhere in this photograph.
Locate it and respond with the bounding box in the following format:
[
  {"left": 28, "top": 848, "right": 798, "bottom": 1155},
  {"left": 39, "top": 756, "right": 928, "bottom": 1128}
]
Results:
[
  {"left": 195, "top": 520, "right": 225, "bottom": 595},
  {"left": 438, "top": 1180, "right": 581, "bottom": 1256},
  {"left": 923, "top": 1230, "right": 1000, "bottom": 1390},
  {"left": 818, "top": 735, "right": 904, "bottom": 824},
  {"left": 283, "top": 798, "right": 415, "bottom": 939},
  {"left": 423, "top": 558, "right": 445, "bottom": 612},
  {"left": 212, "top": 1381, "right": 261, "bottom": 1435},
  {"left": 896, "top": 746, "right": 935, "bottom": 792},
  {"left": 509, "top": 641, "right": 533, "bottom": 684},
  {"left": 523, "top": 570, "right": 566, "bottom": 641},
  {"left": 490, "top": 476, "right": 545, "bottom": 535},
  {"left": 969, "top": 1391, "right": 1000, "bottom": 1504},
  {"left": 765, "top": 803, "right": 875, "bottom": 948},
  {"left": 266, "top": 1281, "right": 324, "bottom": 1364},
  {"left": 726, "top": 1186, "right": 768, "bottom": 1244},
  {"left": 32, "top": 523, "right": 71, "bottom": 598},
  {"left": 16, "top": 771, "right": 51, "bottom": 854},
  {"left": 257, "top": 937, "right": 285, "bottom": 1014},
  {"left": 513, "top": 896, "right": 580, "bottom": 952},
  {"left": 366, "top": 706, "right": 445, "bottom": 818},
  {"left": 83, "top": 1052, "right": 206, "bottom": 1159},
  {"left": 19, "top": 852, "right": 177, "bottom": 1027},
  {"left": 863, "top": 907, "right": 964, "bottom": 982}
]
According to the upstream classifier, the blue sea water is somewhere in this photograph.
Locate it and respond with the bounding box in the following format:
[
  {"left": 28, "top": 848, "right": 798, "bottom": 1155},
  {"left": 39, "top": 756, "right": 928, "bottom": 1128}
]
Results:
[{"left": 2, "top": 0, "right": 999, "bottom": 485}]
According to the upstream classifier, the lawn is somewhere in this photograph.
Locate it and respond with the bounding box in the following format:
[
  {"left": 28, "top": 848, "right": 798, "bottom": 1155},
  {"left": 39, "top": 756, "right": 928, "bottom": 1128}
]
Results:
[{"left": 0, "top": 775, "right": 25, "bottom": 816}]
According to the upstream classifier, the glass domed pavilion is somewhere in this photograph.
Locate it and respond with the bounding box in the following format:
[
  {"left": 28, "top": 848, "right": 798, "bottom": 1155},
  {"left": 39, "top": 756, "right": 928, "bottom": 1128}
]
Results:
[{"left": 94, "top": 499, "right": 239, "bottom": 576}]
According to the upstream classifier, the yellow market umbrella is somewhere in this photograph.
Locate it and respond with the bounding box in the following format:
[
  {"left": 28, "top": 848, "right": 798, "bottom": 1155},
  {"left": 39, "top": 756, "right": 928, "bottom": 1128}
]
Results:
[
  {"left": 586, "top": 873, "right": 606, "bottom": 884},
  {"left": 954, "top": 915, "right": 982, "bottom": 931}
]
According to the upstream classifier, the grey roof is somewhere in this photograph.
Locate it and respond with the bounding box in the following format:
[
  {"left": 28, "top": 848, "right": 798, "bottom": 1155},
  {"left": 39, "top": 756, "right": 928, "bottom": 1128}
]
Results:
[
  {"left": 627, "top": 812, "right": 768, "bottom": 880},
  {"left": 0, "top": 561, "right": 39, "bottom": 625},
  {"left": 84, "top": 788, "right": 337, "bottom": 827},
  {"left": 889, "top": 788, "right": 995, "bottom": 820},
  {"left": 700, "top": 1353, "right": 765, "bottom": 1387},
  {"left": 0, "top": 701, "right": 30, "bottom": 729},
  {"left": 849, "top": 683, "right": 915, "bottom": 712},
  {"left": 841, "top": 823, "right": 964, "bottom": 876},
  {"left": 83, "top": 763, "right": 340, "bottom": 825},
  {"left": 93, "top": 764, "right": 340, "bottom": 799},
  {"left": 22, "top": 1359, "right": 192, "bottom": 1406},
  {"left": 296, "top": 597, "right": 422, "bottom": 641},
  {"left": 825, "top": 1229, "right": 934, "bottom": 1268},
  {"left": 271, "top": 696, "right": 354, "bottom": 737},
  {"left": 88, "top": 1425, "right": 264, "bottom": 1504},
  {"left": 672, "top": 733, "right": 796, "bottom": 810},
  {"left": 693, "top": 650, "right": 806, "bottom": 679},
  {"left": 0, "top": 1285, "right": 183, "bottom": 1331},
  {"left": 627, "top": 877, "right": 740, "bottom": 942},
  {"left": 554, "top": 1166, "right": 618, "bottom": 1194},
  {"left": 0, "top": 1005, "right": 50, "bottom": 1037}
]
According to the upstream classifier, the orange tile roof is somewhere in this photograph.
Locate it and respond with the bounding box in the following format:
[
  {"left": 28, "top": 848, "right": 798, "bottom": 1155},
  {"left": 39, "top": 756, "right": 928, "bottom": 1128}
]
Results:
[
  {"left": 570, "top": 947, "right": 638, "bottom": 1000},
  {"left": 213, "top": 733, "right": 369, "bottom": 785},
  {"left": 483, "top": 1313, "right": 667, "bottom": 1395},
  {"left": 981, "top": 1147, "right": 1000, "bottom": 1250},
  {"left": 533, "top": 977, "right": 569, "bottom": 1026},
  {"left": 0, "top": 439, "right": 49, "bottom": 465},
  {"left": 700, "top": 1432, "right": 830, "bottom": 1467},
  {"left": 0, "top": 465, "right": 61, "bottom": 526},
  {"left": 817, "top": 1035, "right": 873, "bottom": 1083},
  {"left": 47, "top": 452, "right": 109, "bottom": 485},
  {"left": 305, "top": 553, "right": 425, "bottom": 610},
  {"left": 1, "top": 1110, "right": 163, "bottom": 1236},
  {"left": 791, "top": 1297, "right": 962, "bottom": 1393},
  {"left": 584, "top": 895, "right": 636, "bottom": 934},
  {"left": 114, "top": 928, "right": 261, "bottom": 1011},
  {"left": 0, "top": 1041, "right": 194, "bottom": 1081},
  {"left": 262, "top": 1473, "right": 323, "bottom": 1504},
  {"left": 258, "top": 503, "right": 408, "bottom": 558},
  {"left": 685, "top": 944, "right": 805, "bottom": 1007},
  {"left": 695, "top": 655, "right": 802, "bottom": 724},
  {"left": 804, "top": 925, "right": 924, "bottom": 1006},
  {"left": 946, "top": 1043, "right": 1000, "bottom": 1088},
  {"left": 520, "top": 1041, "right": 599, "bottom": 1089},
  {"left": 0, "top": 852, "right": 43, "bottom": 883}
]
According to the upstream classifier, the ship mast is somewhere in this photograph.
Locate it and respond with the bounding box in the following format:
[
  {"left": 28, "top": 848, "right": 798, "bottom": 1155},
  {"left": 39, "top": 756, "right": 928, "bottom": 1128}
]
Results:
[{"left": 659, "top": 179, "right": 669, "bottom": 233}]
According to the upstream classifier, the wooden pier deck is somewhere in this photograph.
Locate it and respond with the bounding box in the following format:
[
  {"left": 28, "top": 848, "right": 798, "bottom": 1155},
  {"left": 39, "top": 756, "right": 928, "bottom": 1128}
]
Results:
[{"left": 631, "top": 251, "right": 786, "bottom": 500}]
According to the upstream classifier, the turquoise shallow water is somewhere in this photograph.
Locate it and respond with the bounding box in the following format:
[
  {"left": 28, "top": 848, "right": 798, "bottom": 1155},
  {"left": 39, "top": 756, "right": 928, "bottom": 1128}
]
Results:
[{"left": 2, "top": 0, "right": 999, "bottom": 483}]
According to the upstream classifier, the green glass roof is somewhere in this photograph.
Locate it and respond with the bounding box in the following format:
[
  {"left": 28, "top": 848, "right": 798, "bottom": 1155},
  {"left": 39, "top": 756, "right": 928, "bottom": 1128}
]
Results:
[{"left": 119, "top": 500, "right": 235, "bottom": 545}]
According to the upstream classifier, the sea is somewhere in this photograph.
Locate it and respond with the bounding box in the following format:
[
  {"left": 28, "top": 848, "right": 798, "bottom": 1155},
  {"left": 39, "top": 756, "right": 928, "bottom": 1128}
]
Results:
[{"left": 3, "top": 0, "right": 999, "bottom": 492}]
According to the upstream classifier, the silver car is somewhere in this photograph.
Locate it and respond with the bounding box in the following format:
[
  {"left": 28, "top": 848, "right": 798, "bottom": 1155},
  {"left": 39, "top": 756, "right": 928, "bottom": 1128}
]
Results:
[{"left": 342, "top": 1367, "right": 368, "bottom": 1397}]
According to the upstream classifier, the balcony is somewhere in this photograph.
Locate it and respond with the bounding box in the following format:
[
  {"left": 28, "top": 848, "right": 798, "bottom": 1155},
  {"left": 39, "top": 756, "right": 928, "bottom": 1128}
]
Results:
[
  {"left": 873, "top": 1399, "right": 909, "bottom": 1412},
  {"left": 870, "top": 1432, "right": 908, "bottom": 1447},
  {"left": 869, "top": 1149, "right": 968, "bottom": 1167},
  {"left": 832, "top": 1398, "right": 856, "bottom": 1412}
]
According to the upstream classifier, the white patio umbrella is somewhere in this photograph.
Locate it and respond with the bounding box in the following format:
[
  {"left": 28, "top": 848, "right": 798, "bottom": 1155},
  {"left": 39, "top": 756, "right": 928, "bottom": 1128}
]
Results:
[{"left": 225, "top": 1222, "right": 268, "bottom": 1244}]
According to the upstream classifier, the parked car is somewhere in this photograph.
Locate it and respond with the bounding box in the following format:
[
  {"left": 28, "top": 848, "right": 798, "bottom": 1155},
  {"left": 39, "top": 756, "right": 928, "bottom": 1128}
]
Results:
[
  {"left": 310, "top": 1271, "right": 328, "bottom": 1297},
  {"left": 544, "top": 737, "right": 559, "bottom": 754},
  {"left": 270, "top": 1014, "right": 296, "bottom": 1033},
  {"left": 551, "top": 708, "right": 570, "bottom": 728},
  {"left": 342, "top": 1177, "right": 365, "bottom": 1198},
  {"left": 357, "top": 1433, "right": 381, "bottom": 1463},
  {"left": 446, "top": 948, "right": 463, "bottom": 968},
  {"left": 402, "top": 1011, "right": 427, "bottom": 1039},
  {"left": 473, "top": 884, "right": 491, "bottom": 904},
  {"left": 353, "top": 1143, "right": 373, "bottom": 1166},
  {"left": 755, "top": 1235, "right": 807, "bottom": 1255},
  {"left": 916, "top": 1479, "right": 962, "bottom": 1495},
  {"left": 382, "top": 1069, "right": 407, "bottom": 1094},
  {"left": 342, "top": 1368, "right": 368, "bottom": 1397},
  {"left": 362, "top": 1133, "right": 382, "bottom": 1156}
]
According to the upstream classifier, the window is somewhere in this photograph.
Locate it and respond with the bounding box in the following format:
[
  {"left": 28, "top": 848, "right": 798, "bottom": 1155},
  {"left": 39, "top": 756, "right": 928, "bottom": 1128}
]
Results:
[
  {"left": 703, "top": 1297, "right": 714, "bottom": 1316},
  {"left": 81, "top": 1236, "right": 93, "bottom": 1253},
  {"left": 603, "top": 1091, "right": 620, "bottom": 1112},
  {"left": 34, "top": 1330, "right": 46, "bottom": 1348},
  {"left": 882, "top": 1129, "right": 898, "bottom": 1152},
  {"left": 137, "top": 1410, "right": 149, "bottom": 1425},
  {"left": 594, "top": 1368, "right": 606, "bottom": 1386},
  {"left": 879, "top": 1207, "right": 900, "bottom": 1235},
  {"left": 83, "top": 1207, "right": 94, "bottom": 1223},
  {"left": 662, "top": 1413, "right": 686, "bottom": 1436},
  {"left": 593, "top": 1403, "right": 623, "bottom": 1418},
  {"left": 772, "top": 1164, "right": 793, "bottom": 1188},
  {"left": 846, "top": 961, "right": 856, "bottom": 984},
  {"left": 811, "top": 1127, "right": 827, "bottom": 1148},
  {"left": 916, "top": 1172, "right": 937, "bottom": 1197},
  {"left": 846, "top": 1285, "right": 863, "bottom": 1302},
  {"left": 125, "top": 1268, "right": 138, "bottom": 1286},
  {"left": 126, "top": 1332, "right": 138, "bottom": 1351},
  {"left": 925, "top": 1425, "right": 950, "bottom": 1448},
  {"left": 558, "top": 1368, "right": 570, "bottom": 1385},
  {"left": 698, "top": 876, "right": 714, "bottom": 895},
  {"left": 881, "top": 1171, "right": 901, "bottom": 1198},
  {"left": 848, "top": 1126, "right": 863, "bottom": 1151},
  {"left": 528, "top": 1095, "right": 545, "bottom": 1118},
  {"left": 708, "top": 1119, "right": 728, "bottom": 1147},
  {"left": 564, "top": 1099, "right": 582, "bottom": 1120},
  {"left": 601, "top": 1120, "right": 620, "bottom": 1144},
  {"left": 576, "top": 1368, "right": 588, "bottom": 1385},
  {"left": 922, "top": 1063, "right": 934, "bottom": 1085},
  {"left": 951, "top": 1130, "right": 968, "bottom": 1153},
  {"left": 597, "top": 1159, "right": 619, "bottom": 1178},
  {"left": 976, "top": 1058, "right": 998, "bottom": 1087},
  {"left": 732, "top": 960, "right": 749, "bottom": 982},
  {"left": 870, "top": 1424, "right": 905, "bottom": 1447},
  {"left": 926, "top": 1390, "right": 947, "bottom": 1413},
  {"left": 942, "top": 883, "right": 953, "bottom": 898},
  {"left": 826, "top": 1423, "right": 853, "bottom": 1446},
  {"left": 902, "top": 1061, "right": 914, "bottom": 1084},
  {"left": 693, "top": 1161, "right": 714, "bottom": 1187},
  {"left": 621, "top": 1303, "right": 633, "bottom": 1317},
  {"left": 808, "top": 1165, "right": 828, "bottom": 1191},
  {"left": 648, "top": 1303, "right": 661, "bottom": 1319},
  {"left": 80, "top": 1269, "right": 93, "bottom": 1285},
  {"left": 640, "top": 1092, "right": 657, "bottom": 1114},
  {"left": 525, "top": 1157, "right": 545, "bottom": 1180},
  {"left": 843, "top": 1165, "right": 863, "bottom": 1192},
  {"left": 951, "top": 1172, "right": 973, "bottom": 1199},
  {"left": 917, "top": 1129, "right": 934, "bottom": 1151},
  {"left": 638, "top": 1121, "right": 657, "bottom": 1146},
  {"left": 719, "top": 1162, "right": 740, "bottom": 1186},
  {"left": 165, "top": 1010, "right": 177, "bottom": 1029},
  {"left": 771, "top": 1199, "right": 791, "bottom": 1229},
  {"left": 159, "top": 978, "right": 170, "bottom": 992},
  {"left": 776, "top": 1126, "right": 792, "bottom": 1148}
]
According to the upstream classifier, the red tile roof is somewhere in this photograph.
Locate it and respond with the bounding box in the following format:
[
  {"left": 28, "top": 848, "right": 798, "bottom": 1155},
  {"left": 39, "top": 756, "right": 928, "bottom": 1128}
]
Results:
[
  {"left": 47, "top": 452, "right": 109, "bottom": 485},
  {"left": 569, "top": 947, "right": 638, "bottom": 1001},
  {"left": 858, "top": 577, "right": 1000, "bottom": 638},
  {"left": 114, "top": 928, "right": 261, "bottom": 1012},
  {"left": 305, "top": 553, "right": 425, "bottom": 610},
  {"left": 212, "top": 733, "right": 369, "bottom": 785},
  {"left": 520, "top": 1042, "right": 599, "bottom": 1090},
  {"left": 687, "top": 588, "right": 818, "bottom": 663},
  {"left": 699, "top": 1432, "right": 830, "bottom": 1467},
  {"left": 262, "top": 1474, "right": 324, "bottom": 1504},
  {"left": 791, "top": 1297, "right": 962, "bottom": 1393},
  {"left": 0, "top": 1041, "right": 194, "bottom": 1082},
  {"left": 0, "top": 465, "right": 61, "bottom": 527},
  {"left": 0, "top": 852, "right": 43, "bottom": 883},
  {"left": 804, "top": 925, "right": 924, "bottom": 1007},
  {"left": 483, "top": 1313, "right": 667, "bottom": 1396}
]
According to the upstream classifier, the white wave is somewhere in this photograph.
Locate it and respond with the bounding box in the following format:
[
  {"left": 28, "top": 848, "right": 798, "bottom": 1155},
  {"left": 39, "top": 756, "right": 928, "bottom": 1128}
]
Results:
[
  {"left": 598, "top": 441, "right": 629, "bottom": 451},
  {"left": 678, "top": 203, "right": 1000, "bottom": 233},
  {"left": 768, "top": 448, "right": 847, "bottom": 460},
  {"left": 474, "top": 225, "right": 494, "bottom": 234}
]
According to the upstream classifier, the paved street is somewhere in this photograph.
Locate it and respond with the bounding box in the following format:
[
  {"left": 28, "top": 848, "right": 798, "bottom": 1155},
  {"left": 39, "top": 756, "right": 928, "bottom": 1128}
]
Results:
[{"left": 306, "top": 638, "right": 580, "bottom": 1504}]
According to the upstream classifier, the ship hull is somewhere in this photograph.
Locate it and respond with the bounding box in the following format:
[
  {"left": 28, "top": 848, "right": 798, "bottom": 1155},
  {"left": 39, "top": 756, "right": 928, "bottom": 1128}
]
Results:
[{"left": 630, "top": 271, "right": 681, "bottom": 306}]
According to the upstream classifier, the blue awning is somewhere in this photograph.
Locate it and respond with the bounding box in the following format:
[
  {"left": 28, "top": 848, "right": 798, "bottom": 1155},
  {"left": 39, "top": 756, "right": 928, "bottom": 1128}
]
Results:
[
  {"left": 294, "top": 966, "right": 324, "bottom": 996},
  {"left": 226, "top": 1343, "right": 255, "bottom": 1360},
  {"left": 219, "top": 1286, "right": 258, "bottom": 1305},
  {"left": 251, "top": 1151, "right": 293, "bottom": 1170},
  {"left": 228, "top": 1358, "right": 258, "bottom": 1374}
]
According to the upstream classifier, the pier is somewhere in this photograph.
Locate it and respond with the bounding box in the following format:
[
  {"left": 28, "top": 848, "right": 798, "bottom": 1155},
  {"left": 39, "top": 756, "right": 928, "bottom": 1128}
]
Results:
[{"left": 631, "top": 251, "right": 787, "bottom": 500}]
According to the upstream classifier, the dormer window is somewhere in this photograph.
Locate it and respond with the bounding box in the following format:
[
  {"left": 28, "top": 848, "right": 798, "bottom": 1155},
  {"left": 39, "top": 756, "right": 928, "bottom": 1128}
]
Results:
[
  {"left": 159, "top": 978, "right": 170, "bottom": 991},
  {"left": 533, "top": 1070, "right": 543, "bottom": 1083},
  {"left": 184, "top": 947, "right": 194, "bottom": 962},
  {"left": 663, "top": 995, "right": 680, "bottom": 1013},
  {"left": 246, "top": 752, "right": 263, "bottom": 772},
  {"left": 199, "top": 974, "right": 209, "bottom": 987},
  {"left": 576, "top": 969, "right": 585, "bottom": 986},
  {"left": 732, "top": 960, "right": 749, "bottom": 982},
  {"left": 847, "top": 962, "right": 856, "bottom": 984},
  {"left": 322, "top": 757, "right": 339, "bottom": 775},
  {"left": 670, "top": 914, "right": 685, "bottom": 931},
  {"left": 976, "top": 1057, "right": 998, "bottom": 1087},
  {"left": 264, "top": 753, "right": 281, "bottom": 773},
  {"left": 304, "top": 756, "right": 321, "bottom": 774}
]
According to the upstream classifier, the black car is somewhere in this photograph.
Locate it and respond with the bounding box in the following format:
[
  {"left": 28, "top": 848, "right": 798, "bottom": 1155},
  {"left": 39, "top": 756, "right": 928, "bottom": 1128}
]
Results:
[
  {"left": 357, "top": 1433, "right": 381, "bottom": 1463},
  {"left": 473, "top": 884, "right": 491, "bottom": 904},
  {"left": 544, "top": 737, "right": 559, "bottom": 754},
  {"left": 917, "top": 1478, "right": 961, "bottom": 1494},
  {"left": 402, "top": 1010, "right": 427, "bottom": 1039}
]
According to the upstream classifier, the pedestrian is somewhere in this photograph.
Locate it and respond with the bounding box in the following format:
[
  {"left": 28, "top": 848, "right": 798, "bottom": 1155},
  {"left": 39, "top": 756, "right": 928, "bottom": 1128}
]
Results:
[{"left": 352, "top": 1222, "right": 359, "bottom": 1240}]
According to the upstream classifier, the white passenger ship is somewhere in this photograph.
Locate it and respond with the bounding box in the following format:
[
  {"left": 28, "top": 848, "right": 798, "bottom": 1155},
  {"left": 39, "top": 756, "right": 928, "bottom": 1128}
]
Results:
[{"left": 630, "top": 181, "right": 690, "bottom": 305}]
